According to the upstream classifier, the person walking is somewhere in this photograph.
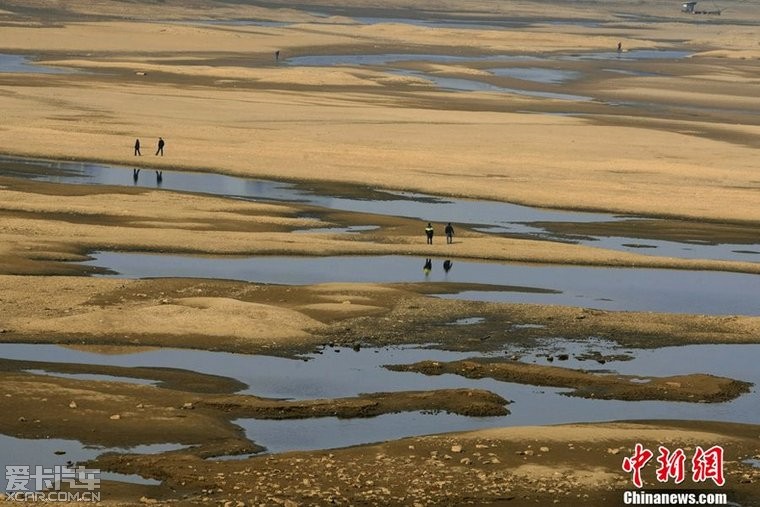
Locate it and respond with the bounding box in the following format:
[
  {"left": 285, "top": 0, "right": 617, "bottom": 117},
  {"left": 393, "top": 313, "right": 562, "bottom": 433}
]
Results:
[
  {"left": 445, "top": 222, "right": 454, "bottom": 244},
  {"left": 424, "top": 223, "right": 434, "bottom": 244},
  {"left": 134, "top": 138, "right": 141, "bottom": 156},
  {"left": 155, "top": 137, "right": 165, "bottom": 156}
]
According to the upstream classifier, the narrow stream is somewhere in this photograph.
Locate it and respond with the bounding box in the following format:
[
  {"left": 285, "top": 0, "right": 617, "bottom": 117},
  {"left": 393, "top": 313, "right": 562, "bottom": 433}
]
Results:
[{"left": 2, "top": 155, "right": 758, "bottom": 262}]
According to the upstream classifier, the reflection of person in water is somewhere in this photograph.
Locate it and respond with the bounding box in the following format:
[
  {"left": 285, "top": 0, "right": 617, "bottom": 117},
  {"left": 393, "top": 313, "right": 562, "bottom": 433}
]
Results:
[
  {"left": 423, "top": 258, "right": 432, "bottom": 276},
  {"left": 156, "top": 170, "right": 163, "bottom": 186},
  {"left": 443, "top": 259, "right": 452, "bottom": 273},
  {"left": 132, "top": 168, "right": 140, "bottom": 184}
]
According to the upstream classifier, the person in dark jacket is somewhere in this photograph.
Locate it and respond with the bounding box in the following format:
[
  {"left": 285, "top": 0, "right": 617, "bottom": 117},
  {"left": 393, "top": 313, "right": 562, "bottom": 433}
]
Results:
[
  {"left": 425, "top": 223, "right": 434, "bottom": 244},
  {"left": 445, "top": 222, "right": 454, "bottom": 244},
  {"left": 155, "top": 137, "right": 165, "bottom": 156}
]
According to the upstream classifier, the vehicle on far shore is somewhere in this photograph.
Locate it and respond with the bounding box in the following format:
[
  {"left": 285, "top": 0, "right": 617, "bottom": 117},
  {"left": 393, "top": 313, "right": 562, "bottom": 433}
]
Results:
[{"left": 681, "top": 1, "right": 722, "bottom": 15}]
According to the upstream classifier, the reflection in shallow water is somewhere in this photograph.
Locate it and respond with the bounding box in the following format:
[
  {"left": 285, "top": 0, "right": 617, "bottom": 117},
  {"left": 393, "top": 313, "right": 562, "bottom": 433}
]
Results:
[
  {"left": 489, "top": 67, "right": 581, "bottom": 84},
  {"left": 2, "top": 155, "right": 758, "bottom": 262},
  {"left": 80, "top": 252, "right": 760, "bottom": 315},
  {"left": 25, "top": 369, "right": 157, "bottom": 386},
  {"left": 218, "top": 341, "right": 760, "bottom": 453},
  {"left": 390, "top": 69, "right": 593, "bottom": 100},
  {"left": 100, "top": 472, "right": 162, "bottom": 486},
  {"left": 0, "top": 54, "right": 72, "bottom": 74},
  {"left": 3, "top": 342, "right": 753, "bottom": 454},
  {"left": 0, "top": 434, "right": 183, "bottom": 487}
]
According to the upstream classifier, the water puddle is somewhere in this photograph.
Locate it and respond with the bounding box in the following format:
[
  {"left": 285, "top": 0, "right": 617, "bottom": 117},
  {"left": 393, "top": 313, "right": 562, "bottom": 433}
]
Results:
[
  {"left": 603, "top": 68, "right": 662, "bottom": 77},
  {"left": 292, "top": 225, "right": 379, "bottom": 234},
  {"left": 351, "top": 17, "right": 522, "bottom": 29},
  {"left": 576, "top": 233, "right": 760, "bottom": 263},
  {"left": 99, "top": 472, "right": 161, "bottom": 485},
  {"left": 287, "top": 53, "right": 512, "bottom": 67},
  {"left": 448, "top": 317, "right": 486, "bottom": 326},
  {"left": 234, "top": 412, "right": 503, "bottom": 454},
  {"left": 509, "top": 338, "right": 636, "bottom": 369},
  {"left": 2, "top": 155, "right": 757, "bottom": 262},
  {"left": 1, "top": 342, "right": 757, "bottom": 455},
  {"left": 0, "top": 434, "right": 182, "bottom": 486},
  {"left": 80, "top": 252, "right": 760, "bottom": 315},
  {"left": 743, "top": 459, "right": 760, "bottom": 469},
  {"left": 180, "top": 19, "right": 292, "bottom": 27},
  {"left": 510, "top": 324, "right": 546, "bottom": 330},
  {"left": 391, "top": 69, "right": 593, "bottom": 100},
  {"left": 286, "top": 50, "right": 689, "bottom": 68},
  {"left": 286, "top": 50, "right": 688, "bottom": 98},
  {"left": 24, "top": 369, "right": 157, "bottom": 386},
  {"left": 489, "top": 67, "right": 581, "bottom": 84},
  {"left": 0, "top": 54, "right": 72, "bottom": 74},
  {"left": 560, "top": 50, "right": 691, "bottom": 61}
]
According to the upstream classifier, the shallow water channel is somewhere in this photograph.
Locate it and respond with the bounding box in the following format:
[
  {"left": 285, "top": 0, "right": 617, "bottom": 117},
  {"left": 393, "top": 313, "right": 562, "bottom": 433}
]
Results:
[
  {"left": 2, "top": 155, "right": 758, "bottom": 262},
  {"left": 82, "top": 252, "right": 760, "bottom": 315},
  {"left": 285, "top": 50, "right": 688, "bottom": 102},
  {"left": 0, "top": 341, "right": 757, "bottom": 456},
  {"left": 0, "top": 54, "right": 72, "bottom": 74},
  {"left": 0, "top": 434, "right": 178, "bottom": 489}
]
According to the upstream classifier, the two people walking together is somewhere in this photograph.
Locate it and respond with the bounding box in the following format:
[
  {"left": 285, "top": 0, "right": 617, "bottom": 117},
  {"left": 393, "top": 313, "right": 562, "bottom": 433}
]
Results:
[
  {"left": 425, "top": 222, "right": 455, "bottom": 244},
  {"left": 134, "top": 137, "right": 165, "bottom": 156}
]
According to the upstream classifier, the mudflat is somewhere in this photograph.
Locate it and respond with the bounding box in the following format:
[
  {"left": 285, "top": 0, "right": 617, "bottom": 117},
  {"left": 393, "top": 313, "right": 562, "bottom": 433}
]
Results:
[{"left": 1, "top": 0, "right": 760, "bottom": 505}]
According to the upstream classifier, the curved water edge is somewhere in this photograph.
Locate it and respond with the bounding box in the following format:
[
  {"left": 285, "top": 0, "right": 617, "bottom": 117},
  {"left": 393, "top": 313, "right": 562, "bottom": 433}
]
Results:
[
  {"left": 80, "top": 252, "right": 760, "bottom": 315},
  {"left": 0, "top": 342, "right": 757, "bottom": 455},
  {"left": 0, "top": 434, "right": 182, "bottom": 489},
  {"left": 285, "top": 50, "right": 691, "bottom": 68},
  {"left": 0, "top": 54, "right": 74, "bottom": 75},
  {"left": 2, "top": 155, "right": 759, "bottom": 263},
  {"left": 285, "top": 50, "right": 689, "bottom": 101}
]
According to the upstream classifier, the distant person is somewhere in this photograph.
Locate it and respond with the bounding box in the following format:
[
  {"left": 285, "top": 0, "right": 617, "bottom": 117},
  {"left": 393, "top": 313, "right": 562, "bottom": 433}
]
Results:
[
  {"left": 156, "top": 170, "right": 163, "bottom": 186},
  {"left": 155, "top": 137, "right": 165, "bottom": 156},
  {"left": 443, "top": 259, "right": 452, "bottom": 273},
  {"left": 425, "top": 222, "right": 434, "bottom": 244},
  {"left": 133, "top": 168, "right": 140, "bottom": 184},
  {"left": 423, "top": 258, "right": 432, "bottom": 276},
  {"left": 617, "top": 41, "right": 622, "bottom": 52},
  {"left": 275, "top": 50, "right": 280, "bottom": 62},
  {"left": 445, "top": 222, "right": 454, "bottom": 244},
  {"left": 134, "top": 138, "right": 141, "bottom": 156}
]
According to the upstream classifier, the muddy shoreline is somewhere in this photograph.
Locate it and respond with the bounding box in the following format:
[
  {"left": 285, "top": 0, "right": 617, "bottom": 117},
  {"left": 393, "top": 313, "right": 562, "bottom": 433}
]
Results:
[{"left": 3, "top": 0, "right": 760, "bottom": 504}]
